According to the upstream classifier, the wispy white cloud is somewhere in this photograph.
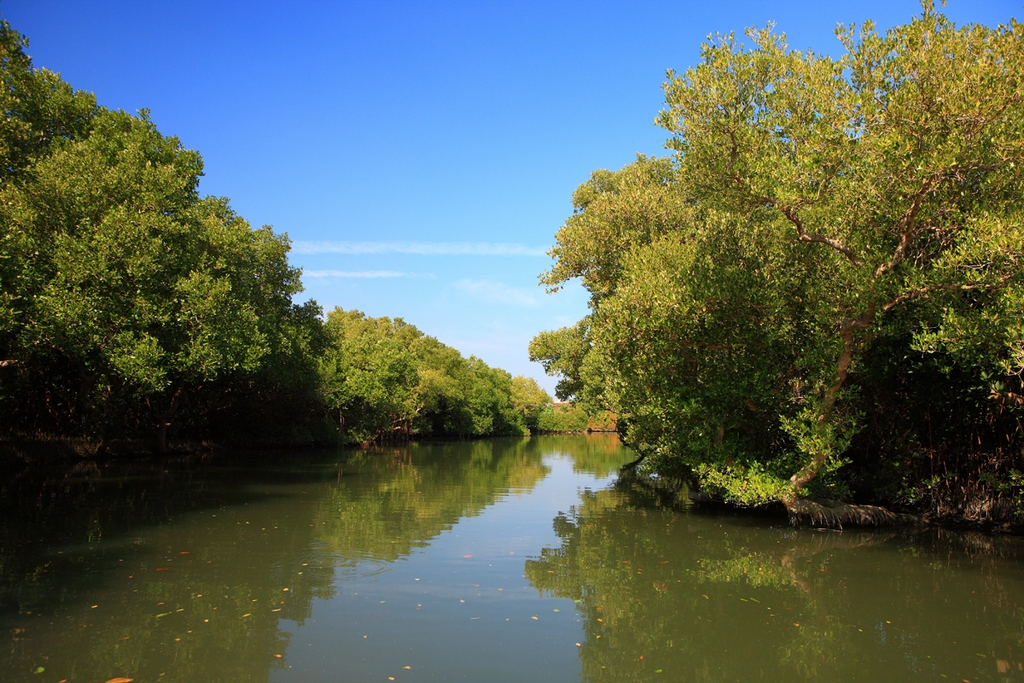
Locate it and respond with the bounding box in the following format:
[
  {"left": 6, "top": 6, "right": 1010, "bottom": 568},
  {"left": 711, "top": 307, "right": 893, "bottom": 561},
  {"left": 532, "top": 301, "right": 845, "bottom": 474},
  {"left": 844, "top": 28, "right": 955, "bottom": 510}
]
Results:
[
  {"left": 292, "top": 241, "right": 548, "bottom": 256},
  {"left": 452, "top": 279, "right": 540, "bottom": 307},
  {"left": 303, "top": 270, "right": 435, "bottom": 278}
]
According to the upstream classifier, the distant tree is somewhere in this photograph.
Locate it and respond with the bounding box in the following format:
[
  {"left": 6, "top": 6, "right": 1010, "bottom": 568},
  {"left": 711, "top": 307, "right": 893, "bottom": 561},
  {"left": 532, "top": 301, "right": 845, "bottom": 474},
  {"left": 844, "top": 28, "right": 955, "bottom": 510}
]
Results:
[
  {"left": 320, "top": 308, "right": 527, "bottom": 442},
  {"left": 510, "top": 375, "right": 552, "bottom": 430},
  {"left": 320, "top": 309, "right": 419, "bottom": 443}
]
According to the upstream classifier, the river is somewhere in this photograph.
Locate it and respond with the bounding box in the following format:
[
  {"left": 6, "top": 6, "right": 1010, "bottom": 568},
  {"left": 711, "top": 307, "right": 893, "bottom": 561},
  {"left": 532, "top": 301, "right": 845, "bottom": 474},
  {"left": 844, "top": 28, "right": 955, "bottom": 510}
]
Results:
[{"left": 1, "top": 435, "right": 1022, "bottom": 682}]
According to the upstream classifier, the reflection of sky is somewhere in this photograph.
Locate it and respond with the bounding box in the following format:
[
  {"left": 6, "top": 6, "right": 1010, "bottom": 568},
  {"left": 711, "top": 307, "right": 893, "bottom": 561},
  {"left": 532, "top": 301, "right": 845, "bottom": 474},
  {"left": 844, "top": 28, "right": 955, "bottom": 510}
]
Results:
[
  {"left": 5, "top": 1, "right": 1014, "bottom": 393},
  {"left": 272, "top": 456, "right": 616, "bottom": 683}
]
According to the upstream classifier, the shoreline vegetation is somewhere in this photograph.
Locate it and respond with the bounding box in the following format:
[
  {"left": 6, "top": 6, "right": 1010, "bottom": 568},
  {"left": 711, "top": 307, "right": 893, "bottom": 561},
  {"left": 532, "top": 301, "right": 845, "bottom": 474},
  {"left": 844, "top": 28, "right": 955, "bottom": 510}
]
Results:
[
  {"left": 530, "top": 2, "right": 1024, "bottom": 530},
  {"left": 4, "top": 4, "right": 1024, "bottom": 533},
  {"left": 0, "top": 20, "right": 611, "bottom": 459}
]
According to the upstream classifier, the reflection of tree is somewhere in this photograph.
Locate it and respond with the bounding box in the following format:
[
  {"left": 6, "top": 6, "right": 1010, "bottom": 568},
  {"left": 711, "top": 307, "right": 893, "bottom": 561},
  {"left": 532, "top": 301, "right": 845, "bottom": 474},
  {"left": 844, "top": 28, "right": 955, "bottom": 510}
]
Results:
[
  {"left": 313, "top": 438, "right": 548, "bottom": 561},
  {"left": 0, "top": 438, "right": 554, "bottom": 683},
  {"left": 0, "top": 455, "right": 337, "bottom": 682},
  {"left": 526, "top": 480, "right": 1024, "bottom": 682},
  {"left": 533, "top": 433, "right": 636, "bottom": 478}
]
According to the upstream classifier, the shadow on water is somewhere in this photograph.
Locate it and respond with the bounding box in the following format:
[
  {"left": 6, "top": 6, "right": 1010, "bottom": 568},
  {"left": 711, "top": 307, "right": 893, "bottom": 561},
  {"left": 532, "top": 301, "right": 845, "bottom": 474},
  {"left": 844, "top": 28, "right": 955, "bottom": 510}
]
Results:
[
  {"left": 0, "top": 436, "right": 573, "bottom": 683},
  {"left": 7, "top": 434, "right": 1022, "bottom": 683},
  {"left": 526, "top": 478, "right": 1024, "bottom": 683}
]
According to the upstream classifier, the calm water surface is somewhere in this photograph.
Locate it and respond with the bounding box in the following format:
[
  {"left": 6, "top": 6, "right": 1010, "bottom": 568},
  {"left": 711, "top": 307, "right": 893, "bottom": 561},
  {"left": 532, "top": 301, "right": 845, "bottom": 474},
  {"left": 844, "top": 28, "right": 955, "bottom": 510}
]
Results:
[{"left": 1, "top": 435, "right": 1023, "bottom": 682}]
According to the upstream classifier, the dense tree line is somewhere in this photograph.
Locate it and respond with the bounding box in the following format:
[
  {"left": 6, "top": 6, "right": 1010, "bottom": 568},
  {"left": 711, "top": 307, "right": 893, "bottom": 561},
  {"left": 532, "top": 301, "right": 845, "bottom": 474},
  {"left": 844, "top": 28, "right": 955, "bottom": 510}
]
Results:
[
  {"left": 0, "top": 21, "right": 548, "bottom": 450},
  {"left": 531, "top": 4, "right": 1024, "bottom": 525},
  {"left": 319, "top": 308, "right": 536, "bottom": 442}
]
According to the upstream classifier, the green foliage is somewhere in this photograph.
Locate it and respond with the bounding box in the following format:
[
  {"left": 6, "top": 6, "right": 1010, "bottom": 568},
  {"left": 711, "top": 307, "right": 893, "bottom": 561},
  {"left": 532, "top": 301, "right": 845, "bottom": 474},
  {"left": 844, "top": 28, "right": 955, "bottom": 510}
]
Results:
[
  {"left": 510, "top": 375, "right": 552, "bottom": 430},
  {"left": 0, "top": 100, "right": 312, "bottom": 445},
  {"left": 1, "top": 20, "right": 327, "bottom": 447},
  {"left": 0, "top": 18, "right": 532, "bottom": 449},
  {"left": 534, "top": 4, "right": 1024, "bottom": 518},
  {"left": 320, "top": 308, "right": 527, "bottom": 443},
  {"left": 536, "top": 403, "right": 588, "bottom": 432},
  {"left": 320, "top": 309, "right": 419, "bottom": 442},
  {"left": 528, "top": 318, "right": 594, "bottom": 403}
]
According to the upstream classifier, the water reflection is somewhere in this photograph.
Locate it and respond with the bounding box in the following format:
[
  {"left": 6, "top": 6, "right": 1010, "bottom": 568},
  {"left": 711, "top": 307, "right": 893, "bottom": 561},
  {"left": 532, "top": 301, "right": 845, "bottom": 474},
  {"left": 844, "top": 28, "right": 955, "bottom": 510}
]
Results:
[
  {"left": 312, "top": 438, "right": 549, "bottom": 566},
  {"left": 0, "top": 436, "right": 627, "bottom": 683},
  {"left": 526, "top": 479, "right": 1024, "bottom": 683},
  {"left": 4, "top": 436, "right": 1023, "bottom": 683}
]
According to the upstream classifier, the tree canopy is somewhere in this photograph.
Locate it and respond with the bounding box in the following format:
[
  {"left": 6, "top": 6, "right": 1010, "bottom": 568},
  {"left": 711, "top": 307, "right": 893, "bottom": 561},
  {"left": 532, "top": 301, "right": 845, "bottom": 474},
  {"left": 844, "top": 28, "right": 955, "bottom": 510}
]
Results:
[
  {"left": 319, "top": 308, "right": 529, "bottom": 443},
  {"left": 0, "top": 20, "right": 531, "bottom": 451},
  {"left": 534, "top": 3, "right": 1024, "bottom": 524}
]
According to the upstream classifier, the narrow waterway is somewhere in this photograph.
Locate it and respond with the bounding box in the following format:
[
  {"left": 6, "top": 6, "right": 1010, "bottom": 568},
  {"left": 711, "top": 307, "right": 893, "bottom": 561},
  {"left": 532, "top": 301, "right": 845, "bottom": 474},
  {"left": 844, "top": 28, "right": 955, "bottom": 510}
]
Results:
[{"left": 1, "top": 435, "right": 1022, "bottom": 682}]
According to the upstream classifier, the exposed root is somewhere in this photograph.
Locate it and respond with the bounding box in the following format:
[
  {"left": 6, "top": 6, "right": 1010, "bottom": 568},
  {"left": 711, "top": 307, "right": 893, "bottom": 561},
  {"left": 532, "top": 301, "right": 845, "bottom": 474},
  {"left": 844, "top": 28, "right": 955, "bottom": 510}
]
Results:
[
  {"left": 785, "top": 497, "right": 919, "bottom": 529},
  {"left": 619, "top": 453, "right": 647, "bottom": 473},
  {"left": 687, "top": 490, "right": 719, "bottom": 503}
]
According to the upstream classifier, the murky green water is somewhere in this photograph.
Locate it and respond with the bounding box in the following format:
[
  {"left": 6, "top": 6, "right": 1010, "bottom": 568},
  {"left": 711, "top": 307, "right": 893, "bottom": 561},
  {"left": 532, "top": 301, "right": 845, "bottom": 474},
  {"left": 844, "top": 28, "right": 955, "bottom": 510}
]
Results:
[{"left": 1, "top": 435, "right": 1022, "bottom": 682}]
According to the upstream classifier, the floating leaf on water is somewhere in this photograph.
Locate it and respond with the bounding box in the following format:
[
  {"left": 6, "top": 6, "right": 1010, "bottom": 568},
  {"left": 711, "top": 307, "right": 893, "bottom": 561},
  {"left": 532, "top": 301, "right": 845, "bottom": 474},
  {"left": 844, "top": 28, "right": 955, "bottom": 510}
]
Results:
[
  {"left": 33, "top": 667, "right": 44, "bottom": 674},
  {"left": 155, "top": 613, "right": 170, "bottom": 618},
  {"left": 403, "top": 666, "right": 411, "bottom": 669},
  {"left": 274, "top": 654, "right": 282, "bottom": 659},
  {"left": 655, "top": 670, "right": 663, "bottom": 674},
  {"left": 104, "top": 679, "right": 133, "bottom": 683},
  {"left": 155, "top": 568, "right": 169, "bottom": 572},
  {"left": 531, "top": 616, "right": 538, "bottom": 620},
  {"left": 553, "top": 609, "right": 560, "bottom": 612}
]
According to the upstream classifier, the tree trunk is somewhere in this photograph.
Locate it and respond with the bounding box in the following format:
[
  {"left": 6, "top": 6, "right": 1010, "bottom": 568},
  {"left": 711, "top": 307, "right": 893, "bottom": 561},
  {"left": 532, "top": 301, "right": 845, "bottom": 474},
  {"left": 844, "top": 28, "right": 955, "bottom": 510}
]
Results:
[
  {"left": 783, "top": 303, "right": 877, "bottom": 511},
  {"left": 155, "top": 388, "right": 183, "bottom": 454},
  {"left": 785, "top": 497, "right": 918, "bottom": 529}
]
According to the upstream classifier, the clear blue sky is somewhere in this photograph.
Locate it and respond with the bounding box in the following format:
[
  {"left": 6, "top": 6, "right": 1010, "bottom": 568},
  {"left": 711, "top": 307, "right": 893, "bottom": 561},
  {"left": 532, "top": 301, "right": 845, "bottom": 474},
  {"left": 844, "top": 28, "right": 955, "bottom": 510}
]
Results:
[{"left": 4, "top": 0, "right": 1018, "bottom": 393}]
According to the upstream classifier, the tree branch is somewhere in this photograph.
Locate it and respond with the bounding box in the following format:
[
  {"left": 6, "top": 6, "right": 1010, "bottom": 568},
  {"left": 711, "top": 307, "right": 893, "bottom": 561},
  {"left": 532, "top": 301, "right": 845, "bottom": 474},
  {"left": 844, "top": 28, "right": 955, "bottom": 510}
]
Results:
[
  {"left": 780, "top": 205, "right": 865, "bottom": 266},
  {"left": 874, "top": 177, "right": 941, "bottom": 279},
  {"left": 882, "top": 276, "right": 1014, "bottom": 312}
]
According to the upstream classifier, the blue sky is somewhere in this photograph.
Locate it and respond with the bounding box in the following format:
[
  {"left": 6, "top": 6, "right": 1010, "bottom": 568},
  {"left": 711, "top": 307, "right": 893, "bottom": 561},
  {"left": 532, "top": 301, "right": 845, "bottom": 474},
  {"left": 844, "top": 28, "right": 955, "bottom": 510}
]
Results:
[{"left": 5, "top": 0, "right": 1018, "bottom": 393}]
